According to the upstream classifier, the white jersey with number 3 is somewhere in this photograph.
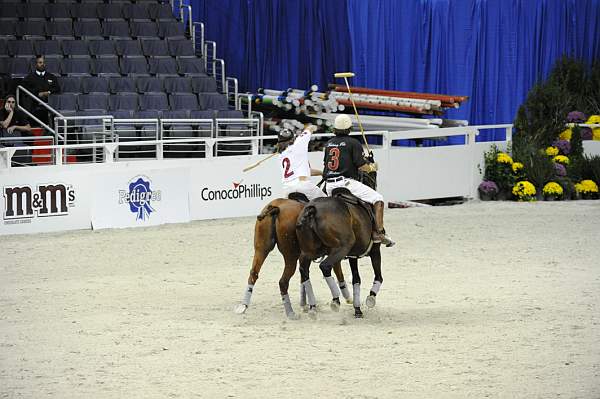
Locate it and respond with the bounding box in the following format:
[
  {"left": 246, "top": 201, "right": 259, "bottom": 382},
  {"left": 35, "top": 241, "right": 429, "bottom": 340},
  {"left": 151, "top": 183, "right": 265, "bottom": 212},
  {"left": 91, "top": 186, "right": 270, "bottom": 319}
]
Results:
[{"left": 279, "top": 129, "right": 312, "bottom": 183}]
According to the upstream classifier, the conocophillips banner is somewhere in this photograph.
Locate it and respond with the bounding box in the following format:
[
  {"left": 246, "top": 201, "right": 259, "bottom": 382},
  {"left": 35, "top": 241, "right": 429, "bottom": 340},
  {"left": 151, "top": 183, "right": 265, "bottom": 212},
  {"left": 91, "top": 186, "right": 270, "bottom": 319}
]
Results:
[
  {"left": 91, "top": 168, "right": 191, "bottom": 229},
  {"left": 189, "top": 156, "right": 285, "bottom": 220}
]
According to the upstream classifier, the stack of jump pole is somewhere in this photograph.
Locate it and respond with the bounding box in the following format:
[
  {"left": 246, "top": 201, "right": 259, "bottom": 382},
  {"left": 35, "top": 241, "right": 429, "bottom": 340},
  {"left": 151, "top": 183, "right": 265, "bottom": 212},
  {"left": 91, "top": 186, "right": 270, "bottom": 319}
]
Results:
[{"left": 241, "top": 78, "right": 469, "bottom": 136}]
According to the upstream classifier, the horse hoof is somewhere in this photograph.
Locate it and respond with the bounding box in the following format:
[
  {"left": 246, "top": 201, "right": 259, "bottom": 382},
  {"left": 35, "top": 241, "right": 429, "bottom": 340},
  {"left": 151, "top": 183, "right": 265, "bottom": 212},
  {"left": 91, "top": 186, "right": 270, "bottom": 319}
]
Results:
[
  {"left": 346, "top": 298, "right": 353, "bottom": 305},
  {"left": 308, "top": 307, "right": 317, "bottom": 320},
  {"left": 233, "top": 303, "right": 248, "bottom": 314},
  {"left": 354, "top": 307, "right": 363, "bottom": 318},
  {"left": 365, "top": 295, "right": 376, "bottom": 308},
  {"left": 286, "top": 311, "right": 299, "bottom": 320},
  {"left": 330, "top": 298, "right": 341, "bottom": 312}
]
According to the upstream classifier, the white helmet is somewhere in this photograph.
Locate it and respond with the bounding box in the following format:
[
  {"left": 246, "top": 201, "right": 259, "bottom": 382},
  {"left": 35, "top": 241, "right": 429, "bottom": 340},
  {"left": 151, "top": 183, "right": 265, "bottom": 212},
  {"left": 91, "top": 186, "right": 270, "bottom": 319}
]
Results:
[{"left": 334, "top": 114, "right": 352, "bottom": 130}]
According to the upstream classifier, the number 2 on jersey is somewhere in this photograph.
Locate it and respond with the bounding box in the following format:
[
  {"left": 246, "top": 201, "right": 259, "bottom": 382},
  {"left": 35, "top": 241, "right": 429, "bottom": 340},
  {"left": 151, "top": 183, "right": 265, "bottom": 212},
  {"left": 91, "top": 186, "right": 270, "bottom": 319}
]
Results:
[
  {"left": 282, "top": 157, "right": 294, "bottom": 178},
  {"left": 327, "top": 148, "right": 340, "bottom": 171}
]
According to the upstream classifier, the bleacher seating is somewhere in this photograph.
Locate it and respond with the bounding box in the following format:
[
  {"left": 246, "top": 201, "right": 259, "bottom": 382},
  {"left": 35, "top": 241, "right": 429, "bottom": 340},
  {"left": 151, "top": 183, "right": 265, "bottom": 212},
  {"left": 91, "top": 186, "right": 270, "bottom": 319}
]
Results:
[{"left": 0, "top": 0, "right": 245, "bottom": 160}]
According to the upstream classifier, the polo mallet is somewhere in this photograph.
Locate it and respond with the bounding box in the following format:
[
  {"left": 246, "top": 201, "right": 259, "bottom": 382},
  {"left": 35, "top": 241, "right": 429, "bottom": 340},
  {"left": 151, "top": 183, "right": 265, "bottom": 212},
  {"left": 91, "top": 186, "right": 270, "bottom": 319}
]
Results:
[
  {"left": 242, "top": 152, "right": 278, "bottom": 173},
  {"left": 334, "top": 72, "right": 371, "bottom": 156}
]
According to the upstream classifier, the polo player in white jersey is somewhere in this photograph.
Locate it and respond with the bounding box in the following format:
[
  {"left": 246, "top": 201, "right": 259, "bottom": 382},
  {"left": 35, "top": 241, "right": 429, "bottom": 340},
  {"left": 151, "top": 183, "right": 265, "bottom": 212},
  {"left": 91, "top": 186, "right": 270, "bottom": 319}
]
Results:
[{"left": 277, "top": 125, "right": 325, "bottom": 201}]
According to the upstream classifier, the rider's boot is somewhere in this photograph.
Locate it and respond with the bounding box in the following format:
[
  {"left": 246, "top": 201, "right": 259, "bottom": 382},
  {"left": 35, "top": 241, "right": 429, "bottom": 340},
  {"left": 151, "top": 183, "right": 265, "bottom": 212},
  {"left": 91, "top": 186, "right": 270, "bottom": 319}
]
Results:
[{"left": 372, "top": 201, "right": 395, "bottom": 247}]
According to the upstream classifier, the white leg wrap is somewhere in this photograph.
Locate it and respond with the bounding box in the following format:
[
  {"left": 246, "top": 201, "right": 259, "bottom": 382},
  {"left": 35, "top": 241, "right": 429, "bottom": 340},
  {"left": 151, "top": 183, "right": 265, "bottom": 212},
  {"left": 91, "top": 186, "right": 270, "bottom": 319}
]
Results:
[
  {"left": 370, "top": 280, "right": 382, "bottom": 295},
  {"left": 302, "top": 280, "right": 317, "bottom": 306},
  {"left": 242, "top": 284, "right": 254, "bottom": 306},
  {"left": 282, "top": 294, "right": 295, "bottom": 316},
  {"left": 325, "top": 276, "right": 340, "bottom": 299},
  {"left": 339, "top": 281, "right": 351, "bottom": 300},
  {"left": 299, "top": 282, "right": 307, "bottom": 307},
  {"left": 353, "top": 283, "right": 361, "bottom": 308}
]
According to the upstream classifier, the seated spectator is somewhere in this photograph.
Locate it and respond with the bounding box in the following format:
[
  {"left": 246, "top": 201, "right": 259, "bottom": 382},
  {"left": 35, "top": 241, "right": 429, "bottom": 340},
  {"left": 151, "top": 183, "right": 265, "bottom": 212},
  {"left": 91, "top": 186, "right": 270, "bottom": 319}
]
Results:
[
  {"left": 22, "top": 55, "right": 61, "bottom": 127},
  {"left": 1, "top": 94, "right": 32, "bottom": 147}
]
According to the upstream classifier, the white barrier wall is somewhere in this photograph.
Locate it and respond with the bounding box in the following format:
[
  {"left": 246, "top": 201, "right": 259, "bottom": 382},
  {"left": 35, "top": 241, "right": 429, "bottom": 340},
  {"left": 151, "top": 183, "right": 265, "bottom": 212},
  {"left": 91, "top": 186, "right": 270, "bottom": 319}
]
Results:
[{"left": 0, "top": 124, "right": 546, "bottom": 236}]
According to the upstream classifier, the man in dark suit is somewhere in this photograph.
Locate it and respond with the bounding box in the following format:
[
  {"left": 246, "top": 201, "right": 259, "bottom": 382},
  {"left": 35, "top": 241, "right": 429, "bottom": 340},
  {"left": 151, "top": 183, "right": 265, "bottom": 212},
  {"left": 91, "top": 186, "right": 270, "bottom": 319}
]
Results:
[{"left": 22, "top": 55, "right": 61, "bottom": 127}]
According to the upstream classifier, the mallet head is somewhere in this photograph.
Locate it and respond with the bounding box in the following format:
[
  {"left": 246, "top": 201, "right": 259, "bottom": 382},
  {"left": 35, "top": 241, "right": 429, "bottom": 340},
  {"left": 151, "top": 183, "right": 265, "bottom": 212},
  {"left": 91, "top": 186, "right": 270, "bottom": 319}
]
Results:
[{"left": 334, "top": 72, "right": 355, "bottom": 78}]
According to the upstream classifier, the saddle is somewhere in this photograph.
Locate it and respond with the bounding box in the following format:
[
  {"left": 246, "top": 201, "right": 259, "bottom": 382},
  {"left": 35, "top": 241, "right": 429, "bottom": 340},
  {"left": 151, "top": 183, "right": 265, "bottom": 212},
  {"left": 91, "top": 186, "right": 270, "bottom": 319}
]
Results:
[
  {"left": 287, "top": 192, "right": 309, "bottom": 204},
  {"left": 330, "top": 187, "right": 376, "bottom": 229}
]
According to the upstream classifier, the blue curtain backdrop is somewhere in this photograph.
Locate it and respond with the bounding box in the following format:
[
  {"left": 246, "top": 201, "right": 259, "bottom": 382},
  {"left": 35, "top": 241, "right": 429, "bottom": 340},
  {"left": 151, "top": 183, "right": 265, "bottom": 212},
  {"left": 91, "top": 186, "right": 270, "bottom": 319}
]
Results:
[{"left": 190, "top": 0, "right": 600, "bottom": 142}]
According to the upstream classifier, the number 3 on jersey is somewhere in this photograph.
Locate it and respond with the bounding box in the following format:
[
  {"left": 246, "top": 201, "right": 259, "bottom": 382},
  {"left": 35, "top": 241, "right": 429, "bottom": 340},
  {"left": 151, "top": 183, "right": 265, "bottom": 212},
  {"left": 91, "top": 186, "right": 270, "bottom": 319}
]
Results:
[
  {"left": 327, "top": 147, "right": 340, "bottom": 171},
  {"left": 282, "top": 157, "right": 294, "bottom": 178}
]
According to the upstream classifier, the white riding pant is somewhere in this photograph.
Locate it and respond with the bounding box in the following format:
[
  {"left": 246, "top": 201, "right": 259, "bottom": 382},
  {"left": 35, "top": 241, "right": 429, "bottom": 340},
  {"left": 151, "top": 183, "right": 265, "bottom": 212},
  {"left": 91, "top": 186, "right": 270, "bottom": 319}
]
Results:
[
  {"left": 282, "top": 179, "right": 326, "bottom": 201},
  {"left": 325, "top": 177, "right": 383, "bottom": 204}
]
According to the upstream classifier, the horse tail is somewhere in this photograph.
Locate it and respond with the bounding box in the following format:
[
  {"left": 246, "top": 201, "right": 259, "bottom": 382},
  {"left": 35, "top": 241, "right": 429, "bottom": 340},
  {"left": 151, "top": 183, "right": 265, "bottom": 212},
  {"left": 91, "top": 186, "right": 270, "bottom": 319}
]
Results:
[
  {"left": 296, "top": 205, "right": 317, "bottom": 232},
  {"left": 256, "top": 205, "right": 280, "bottom": 251}
]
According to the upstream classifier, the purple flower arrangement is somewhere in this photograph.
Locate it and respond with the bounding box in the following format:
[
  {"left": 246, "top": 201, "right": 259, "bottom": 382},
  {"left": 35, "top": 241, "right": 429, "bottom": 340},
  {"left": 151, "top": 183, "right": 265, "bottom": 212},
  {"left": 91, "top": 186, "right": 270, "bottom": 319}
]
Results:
[
  {"left": 552, "top": 139, "right": 571, "bottom": 155},
  {"left": 581, "top": 127, "right": 593, "bottom": 140},
  {"left": 554, "top": 163, "right": 567, "bottom": 177},
  {"left": 567, "top": 111, "right": 586, "bottom": 123},
  {"left": 478, "top": 180, "right": 499, "bottom": 194}
]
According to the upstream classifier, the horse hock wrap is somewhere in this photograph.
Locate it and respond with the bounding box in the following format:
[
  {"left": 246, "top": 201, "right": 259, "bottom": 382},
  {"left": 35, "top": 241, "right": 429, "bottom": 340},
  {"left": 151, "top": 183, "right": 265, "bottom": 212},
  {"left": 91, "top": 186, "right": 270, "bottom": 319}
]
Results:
[
  {"left": 242, "top": 284, "right": 254, "bottom": 306},
  {"left": 353, "top": 283, "right": 361, "bottom": 308},
  {"left": 325, "top": 276, "right": 341, "bottom": 299},
  {"left": 302, "top": 280, "right": 317, "bottom": 306}
]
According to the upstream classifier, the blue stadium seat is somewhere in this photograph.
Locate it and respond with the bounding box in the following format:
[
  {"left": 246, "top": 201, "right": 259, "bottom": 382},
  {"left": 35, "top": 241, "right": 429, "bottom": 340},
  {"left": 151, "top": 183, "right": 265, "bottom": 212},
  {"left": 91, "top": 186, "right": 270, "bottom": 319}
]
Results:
[
  {"left": 158, "top": 21, "right": 186, "bottom": 40},
  {"left": 18, "top": 4, "right": 46, "bottom": 21},
  {"left": 115, "top": 40, "right": 144, "bottom": 57},
  {"left": 169, "top": 93, "right": 200, "bottom": 111},
  {"left": 0, "top": 3, "right": 19, "bottom": 22},
  {"left": 123, "top": 3, "right": 152, "bottom": 21},
  {"left": 141, "top": 39, "right": 170, "bottom": 57},
  {"left": 109, "top": 93, "right": 139, "bottom": 111},
  {"left": 62, "top": 41, "right": 90, "bottom": 58},
  {"left": 0, "top": 21, "right": 17, "bottom": 40},
  {"left": 136, "top": 77, "right": 163, "bottom": 93},
  {"left": 7, "top": 41, "right": 36, "bottom": 58},
  {"left": 49, "top": 93, "right": 78, "bottom": 112},
  {"left": 103, "top": 21, "right": 131, "bottom": 40},
  {"left": 8, "top": 58, "right": 31, "bottom": 78},
  {"left": 70, "top": 4, "right": 99, "bottom": 21},
  {"left": 61, "top": 58, "right": 92, "bottom": 76},
  {"left": 92, "top": 58, "right": 121, "bottom": 77},
  {"left": 74, "top": 21, "right": 104, "bottom": 40},
  {"left": 45, "top": 21, "right": 75, "bottom": 40},
  {"left": 150, "top": 3, "right": 176, "bottom": 21},
  {"left": 198, "top": 93, "right": 229, "bottom": 110},
  {"left": 89, "top": 41, "right": 117, "bottom": 58},
  {"left": 78, "top": 93, "right": 109, "bottom": 111},
  {"left": 148, "top": 58, "right": 178, "bottom": 77},
  {"left": 81, "top": 77, "right": 110, "bottom": 94},
  {"left": 178, "top": 58, "right": 206, "bottom": 76},
  {"left": 130, "top": 21, "right": 159, "bottom": 39},
  {"left": 139, "top": 93, "right": 168, "bottom": 111},
  {"left": 109, "top": 77, "right": 137, "bottom": 94},
  {"left": 191, "top": 76, "right": 218, "bottom": 93},
  {"left": 167, "top": 39, "right": 195, "bottom": 57},
  {"left": 97, "top": 4, "right": 125, "bottom": 21},
  {"left": 120, "top": 57, "right": 150, "bottom": 77},
  {"left": 164, "top": 77, "right": 193, "bottom": 94},
  {"left": 36, "top": 41, "right": 63, "bottom": 59},
  {"left": 45, "top": 4, "right": 71, "bottom": 21},
  {"left": 60, "top": 77, "right": 82, "bottom": 93},
  {"left": 17, "top": 21, "right": 46, "bottom": 40}
]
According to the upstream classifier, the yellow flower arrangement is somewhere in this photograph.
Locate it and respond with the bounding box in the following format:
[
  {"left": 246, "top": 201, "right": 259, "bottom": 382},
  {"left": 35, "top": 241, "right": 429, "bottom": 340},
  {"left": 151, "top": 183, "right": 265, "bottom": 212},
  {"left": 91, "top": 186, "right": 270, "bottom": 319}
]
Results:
[
  {"left": 512, "top": 162, "right": 523, "bottom": 173},
  {"left": 497, "top": 152, "right": 513, "bottom": 164},
  {"left": 575, "top": 180, "right": 599, "bottom": 193},
  {"left": 586, "top": 115, "right": 600, "bottom": 140},
  {"left": 512, "top": 181, "right": 536, "bottom": 201},
  {"left": 542, "top": 182, "right": 563, "bottom": 197},
  {"left": 559, "top": 128, "right": 572, "bottom": 141},
  {"left": 586, "top": 115, "right": 600, "bottom": 124},
  {"left": 545, "top": 146, "right": 559, "bottom": 156},
  {"left": 553, "top": 155, "right": 569, "bottom": 165}
]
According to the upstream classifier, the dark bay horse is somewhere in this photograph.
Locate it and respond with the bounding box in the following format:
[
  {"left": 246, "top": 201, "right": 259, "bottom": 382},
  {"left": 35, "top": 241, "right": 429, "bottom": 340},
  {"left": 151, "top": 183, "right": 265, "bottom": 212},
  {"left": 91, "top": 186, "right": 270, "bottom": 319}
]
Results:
[
  {"left": 295, "top": 189, "right": 384, "bottom": 318},
  {"left": 234, "top": 197, "right": 351, "bottom": 318}
]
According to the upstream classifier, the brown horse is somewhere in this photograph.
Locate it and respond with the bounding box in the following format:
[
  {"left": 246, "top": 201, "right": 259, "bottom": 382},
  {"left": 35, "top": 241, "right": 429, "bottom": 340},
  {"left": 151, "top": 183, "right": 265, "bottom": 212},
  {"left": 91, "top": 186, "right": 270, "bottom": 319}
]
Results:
[
  {"left": 234, "top": 197, "right": 351, "bottom": 318},
  {"left": 295, "top": 188, "right": 384, "bottom": 318}
]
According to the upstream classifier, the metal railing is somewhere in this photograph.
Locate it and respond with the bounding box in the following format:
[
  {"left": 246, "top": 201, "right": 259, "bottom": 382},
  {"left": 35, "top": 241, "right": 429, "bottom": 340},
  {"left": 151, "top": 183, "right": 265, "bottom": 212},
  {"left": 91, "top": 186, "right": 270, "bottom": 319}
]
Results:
[
  {"left": 16, "top": 85, "right": 62, "bottom": 139},
  {"left": 192, "top": 21, "right": 205, "bottom": 57},
  {"left": 0, "top": 135, "right": 56, "bottom": 167}
]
